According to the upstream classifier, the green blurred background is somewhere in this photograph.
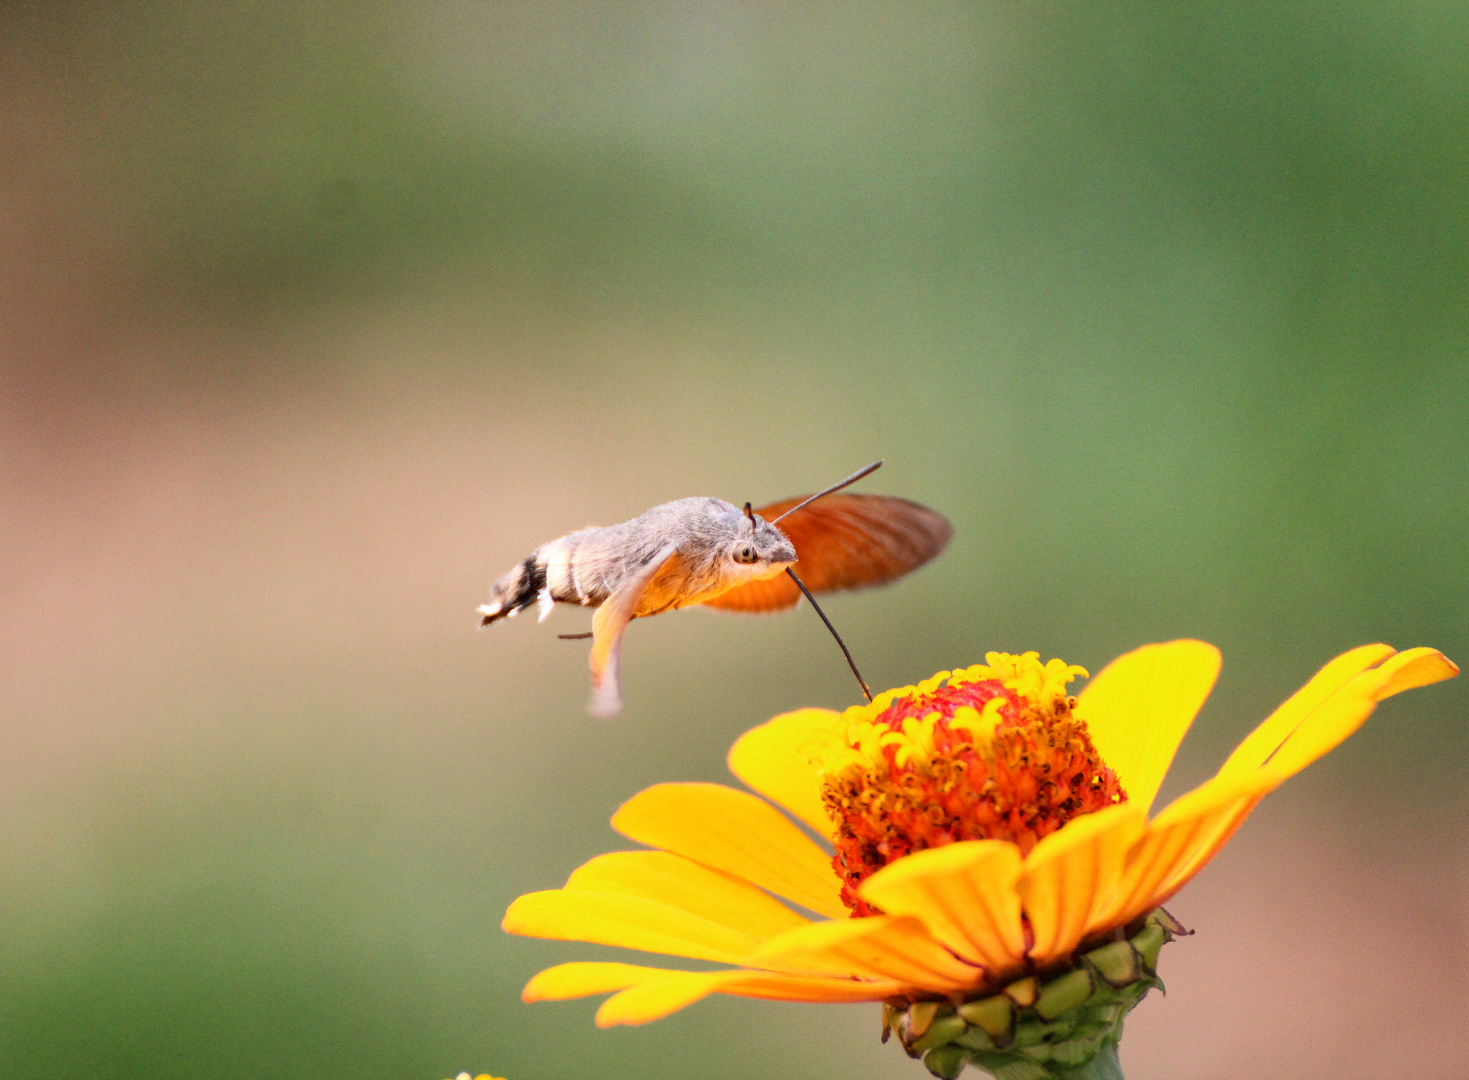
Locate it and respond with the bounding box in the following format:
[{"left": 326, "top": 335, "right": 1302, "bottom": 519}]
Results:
[{"left": 1, "top": 3, "right": 1465, "bottom": 1078}]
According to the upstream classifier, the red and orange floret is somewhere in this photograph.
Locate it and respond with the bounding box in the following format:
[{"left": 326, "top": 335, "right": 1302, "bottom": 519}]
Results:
[{"left": 816, "top": 655, "right": 1126, "bottom": 916}]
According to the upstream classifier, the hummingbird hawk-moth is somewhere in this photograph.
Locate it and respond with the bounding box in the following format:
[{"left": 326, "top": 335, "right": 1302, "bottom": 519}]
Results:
[{"left": 478, "top": 461, "right": 951, "bottom": 717}]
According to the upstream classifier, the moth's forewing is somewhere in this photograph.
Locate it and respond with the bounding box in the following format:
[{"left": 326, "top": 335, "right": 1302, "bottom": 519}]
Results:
[{"left": 701, "top": 493, "right": 951, "bottom": 612}]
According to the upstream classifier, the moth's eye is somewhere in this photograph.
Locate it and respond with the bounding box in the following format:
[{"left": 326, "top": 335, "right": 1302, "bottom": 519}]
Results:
[{"left": 735, "top": 545, "right": 757, "bottom": 564}]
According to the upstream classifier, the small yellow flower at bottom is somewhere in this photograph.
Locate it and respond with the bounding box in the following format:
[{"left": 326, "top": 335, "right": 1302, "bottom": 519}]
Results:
[{"left": 446, "top": 1073, "right": 505, "bottom": 1080}]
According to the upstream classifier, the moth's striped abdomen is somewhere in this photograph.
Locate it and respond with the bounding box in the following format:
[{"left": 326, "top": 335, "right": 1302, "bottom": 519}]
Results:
[
  {"left": 478, "top": 552, "right": 547, "bottom": 625},
  {"left": 479, "top": 529, "right": 610, "bottom": 626}
]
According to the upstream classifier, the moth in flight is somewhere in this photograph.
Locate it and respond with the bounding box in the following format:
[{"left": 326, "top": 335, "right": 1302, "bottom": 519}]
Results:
[{"left": 478, "top": 461, "right": 951, "bottom": 717}]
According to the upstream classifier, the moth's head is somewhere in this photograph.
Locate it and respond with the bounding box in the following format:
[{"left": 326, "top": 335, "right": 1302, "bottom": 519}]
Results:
[{"left": 728, "top": 503, "right": 798, "bottom": 573}]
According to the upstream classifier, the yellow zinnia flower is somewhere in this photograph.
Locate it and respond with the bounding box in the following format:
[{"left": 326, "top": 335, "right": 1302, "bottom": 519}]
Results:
[{"left": 504, "top": 641, "right": 1455, "bottom": 1078}]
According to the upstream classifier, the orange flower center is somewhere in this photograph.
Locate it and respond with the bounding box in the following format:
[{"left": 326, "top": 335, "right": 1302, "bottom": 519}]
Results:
[{"left": 814, "top": 654, "right": 1126, "bottom": 916}]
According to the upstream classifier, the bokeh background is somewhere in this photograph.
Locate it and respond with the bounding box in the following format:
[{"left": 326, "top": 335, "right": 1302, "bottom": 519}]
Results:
[{"left": 2, "top": 4, "right": 1466, "bottom": 1078}]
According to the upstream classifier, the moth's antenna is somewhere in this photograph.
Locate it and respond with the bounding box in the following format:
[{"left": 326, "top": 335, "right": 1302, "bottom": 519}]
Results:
[
  {"left": 771, "top": 460, "right": 883, "bottom": 525},
  {"left": 743, "top": 501, "right": 757, "bottom": 534},
  {"left": 785, "top": 567, "right": 873, "bottom": 703}
]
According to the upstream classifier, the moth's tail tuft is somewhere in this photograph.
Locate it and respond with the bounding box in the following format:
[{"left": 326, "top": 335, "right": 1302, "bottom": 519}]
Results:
[{"left": 479, "top": 554, "right": 546, "bottom": 626}]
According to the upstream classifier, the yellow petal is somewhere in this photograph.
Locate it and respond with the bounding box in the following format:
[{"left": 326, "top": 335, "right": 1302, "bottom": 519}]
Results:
[
  {"left": 594, "top": 968, "right": 902, "bottom": 1027},
  {"left": 1112, "top": 645, "right": 1459, "bottom": 924},
  {"left": 856, "top": 841, "right": 1026, "bottom": 976},
  {"left": 1371, "top": 647, "right": 1458, "bottom": 700},
  {"left": 744, "top": 914, "right": 983, "bottom": 990},
  {"left": 726, "top": 708, "right": 839, "bottom": 836},
  {"left": 612, "top": 783, "right": 846, "bottom": 918},
  {"left": 1106, "top": 770, "right": 1277, "bottom": 927},
  {"left": 502, "top": 889, "right": 762, "bottom": 964},
  {"left": 1075, "top": 640, "right": 1221, "bottom": 812},
  {"left": 706, "top": 970, "right": 903, "bottom": 1003},
  {"left": 522, "top": 961, "right": 670, "bottom": 1002},
  {"left": 1255, "top": 673, "right": 1379, "bottom": 782},
  {"left": 1217, "top": 644, "right": 1396, "bottom": 779},
  {"left": 1260, "top": 648, "right": 1455, "bottom": 783},
  {"left": 1017, "top": 804, "right": 1148, "bottom": 964},
  {"left": 565, "top": 851, "right": 808, "bottom": 942},
  {"left": 595, "top": 970, "right": 733, "bottom": 1026}
]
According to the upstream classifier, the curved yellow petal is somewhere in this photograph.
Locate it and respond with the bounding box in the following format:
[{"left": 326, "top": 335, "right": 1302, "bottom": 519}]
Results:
[
  {"left": 857, "top": 841, "right": 1026, "bottom": 976},
  {"left": 1220, "top": 646, "right": 1457, "bottom": 781},
  {"left": 1218, "top": 644, "right": 1396, "bottom": 779},
  {"left": 1262, "top": 649, "right": 1456, "bottom": 782},
  {"left": 727, "top": 708, "right": 839, "bottom": 836},
  {"left": 1075, "top": 640, "right": 1221, "bottom": 812},
  {"left": 524, "top": 961, "right": 902, "bottom": 1025},
  {"left": 744, "top": 914, "right": 982, "bottom": 990},
  {"left": 612, "top": 783, "right": 846, "bottom": 918},
  {"left": 1107, "top": 771, "right": 1276, "bottom": 928},
  {"left": 523, "top": 961, "right": 672, "bottom": 1002},
  {"left": 502, "top": 889, "right": 762, "bottom": 963},
  {"left": 1372, "top": 647, "right": 1458, "bottom": 700},
  {"left": 595, "top": 970, "right": 734, "bottom": 1027},
  {"left": 1016, "top": 804, "right": 1148, "bottom": 965},
  {"left": 1118, "top": 645, "right": 1458, "bottom": 924},
  {"left": 1257, "top": 673, "right": 1379, "bottom": 782},
  {"left": 565, "top": 851, "right": 808, "bottom": 942},
  {"left": 594, "top": 968, "right": 903, "bottom": 1027},
  {"left": 707, "top": 970, "right": 903, "bottom": 1003}
]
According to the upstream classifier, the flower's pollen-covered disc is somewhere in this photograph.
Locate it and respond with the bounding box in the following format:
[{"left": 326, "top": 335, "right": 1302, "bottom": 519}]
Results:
[{"left": 812, "top": 652, "right": 1126, "bottom": 914}]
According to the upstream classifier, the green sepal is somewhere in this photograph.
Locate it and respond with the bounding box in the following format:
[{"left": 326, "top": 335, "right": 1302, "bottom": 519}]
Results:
[
  {"left": 1012, "top": 1018, "right": 1072, "bottom": 1048},
  {"left": 911, "top": 1013, "right": 969, "bottom": 1054},
  {"left": 908, "top": 1000, "right": 942, "bottom": 1039},
  {"left": 1003, "top": 976, "right": 1038, "bottom": 1007},
  {"left": 1083, "top": 940, "right": 1141, "bottom": 987},
  {"left": 1046, "top": 1035, "right": 1103, "bottom": 1067},
  {"left": 923, "top": 1044, "right": 970, "bottom": 1079},
  {"left": 958, "top": 995, "right": 1014, "bottom": 1040},
  {"left": 1130, "top": 908, "right": 1189, "bottom": 976},
  {"left": 955, "top": 1025, "right": 997, "bottom": 1052},
  {"left": 1152, "top": 908, "right": 1189, "bottom": 937},
  {"left": 1036, "top": 969, "right": 1094, "bottom": 1020},
  {"left": 882, "top": 1001, "right": 901, "bottom": 1043},
  {"left": 1129, "top": 924, "right": 1166, "bottom": 973}
]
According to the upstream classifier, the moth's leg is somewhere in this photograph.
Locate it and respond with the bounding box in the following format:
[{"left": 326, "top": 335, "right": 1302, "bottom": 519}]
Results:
[{"left": 587, "top": 544, "right": 678, "bottom": 719}]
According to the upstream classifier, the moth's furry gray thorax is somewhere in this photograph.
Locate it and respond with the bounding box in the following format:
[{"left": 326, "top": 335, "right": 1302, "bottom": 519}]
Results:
[{"left": 552, "top": 497, "right": 795, "bottom": 615}]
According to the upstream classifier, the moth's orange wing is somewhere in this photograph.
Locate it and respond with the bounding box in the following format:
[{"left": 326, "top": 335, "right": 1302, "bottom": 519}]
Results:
[{"left": 701, "top": 494, "right": 952, "bottom": 614}]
